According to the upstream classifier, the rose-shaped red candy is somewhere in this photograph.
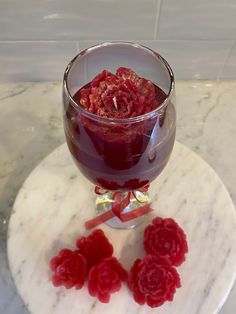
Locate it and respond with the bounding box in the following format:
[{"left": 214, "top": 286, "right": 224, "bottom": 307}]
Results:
[
  {"left": 144, "top": 217, "right": 188, "bottom": 266},
  {"left": 76, "top": 229, "right": 113, "bottom": 269},
  {"left": 50, "top": 249, "right": 87, "bottom": 289},
  {"left": 79, "top": 67, "right": 159, "bottom": 118},
  {"left": 88, "top": 257, "right": 128, "bottom": 303},
  {"left": 128, "top": 255, "right": 180, "bottom": 307}
]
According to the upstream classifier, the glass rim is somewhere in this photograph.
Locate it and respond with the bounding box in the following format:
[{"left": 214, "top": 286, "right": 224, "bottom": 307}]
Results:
[{"left": 63, "top": 41, "right": 175, "bottom": 123}]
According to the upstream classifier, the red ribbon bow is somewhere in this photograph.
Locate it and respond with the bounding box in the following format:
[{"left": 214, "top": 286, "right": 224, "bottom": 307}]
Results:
[{"left": 85, "top": 185, "right": 152, "bottom": 229}]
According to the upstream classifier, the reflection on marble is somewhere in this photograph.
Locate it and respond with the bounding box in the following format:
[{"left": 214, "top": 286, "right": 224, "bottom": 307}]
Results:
[
  {"left": 1, "top": 81, "right": 236, "bottom": 313},
  {"left": 7, "top": 142, "right": 236, "bottom": 314}
]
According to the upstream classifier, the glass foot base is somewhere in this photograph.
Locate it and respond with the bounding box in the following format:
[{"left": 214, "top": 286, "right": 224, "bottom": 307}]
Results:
[{"left": 96, "top": 190, "right": 150, "bottom": 229}]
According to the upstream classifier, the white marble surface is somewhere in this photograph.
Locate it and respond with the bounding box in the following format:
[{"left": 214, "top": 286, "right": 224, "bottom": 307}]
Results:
[
  {"left": 7, "top": 142, "right": 236, "bottom": 314},
  {"left": 1, "top": 81, "right": 236, "bottom": 313}
]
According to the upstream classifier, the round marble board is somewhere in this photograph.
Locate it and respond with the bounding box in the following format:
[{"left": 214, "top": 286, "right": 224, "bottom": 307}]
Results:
[{"left": 7, "top": 142, "right": 236, "bottom": 314}]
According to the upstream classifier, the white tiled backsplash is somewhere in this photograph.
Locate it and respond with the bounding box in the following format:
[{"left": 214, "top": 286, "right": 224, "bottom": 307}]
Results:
[{"left": 0, "top": 0, "right": 236, "bottom": 81}]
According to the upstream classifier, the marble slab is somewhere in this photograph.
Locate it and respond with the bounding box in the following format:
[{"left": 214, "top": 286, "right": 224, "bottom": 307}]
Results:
[{"left": 7, "top": 141, "right": 236, "bottom": 314}]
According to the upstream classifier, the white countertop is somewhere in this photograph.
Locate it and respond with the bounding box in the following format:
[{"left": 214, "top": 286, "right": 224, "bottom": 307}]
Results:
[{"left": 0, "top": 81, "right": 236, "bottom": 314}]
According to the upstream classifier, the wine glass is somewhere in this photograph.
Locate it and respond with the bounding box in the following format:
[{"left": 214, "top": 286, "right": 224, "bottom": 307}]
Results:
[{"left": 63, "top": 42, "right": 176, "bottom": 229}]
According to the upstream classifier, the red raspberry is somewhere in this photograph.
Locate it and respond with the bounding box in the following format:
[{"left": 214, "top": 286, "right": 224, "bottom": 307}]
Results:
[
  {"left": 49, "top": 249, "right": 87, "bottom": 289},
  {"left": 76, "top": 229, "right": 113, "bottom": 269},
  {"left": 144, "top": 217, "right": 188, "bottom": 266},
  {"left": 88, "top": 257, "right": 127, "bottom": 303},
  {"left": 128, "top": 255, "right": 181, "bottom": 307}
]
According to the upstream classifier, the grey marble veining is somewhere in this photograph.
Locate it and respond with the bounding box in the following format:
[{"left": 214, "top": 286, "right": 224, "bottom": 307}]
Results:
[{"left": 1, "top": 81, "right": 236, "bottom": 313}]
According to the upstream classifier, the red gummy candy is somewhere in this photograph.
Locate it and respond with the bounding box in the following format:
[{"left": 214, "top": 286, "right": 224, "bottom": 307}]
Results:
[
  {"left": 79, "top": 67, "right": 159, "bottom": 118},
  {"left": 76, "top": 229, "right": 113, "bottom": 269},
  {"left": 50, "top": 249, "right": 87, "bottom": 289},
  {"left": 88, "top": 257, "right": 128, "bottom": 303},
  {"left": 144, "top": 217, "right": 188, "bottom": 266},
  {"left": 128, "top": 255, "right": 181, "bottom": 307}
]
